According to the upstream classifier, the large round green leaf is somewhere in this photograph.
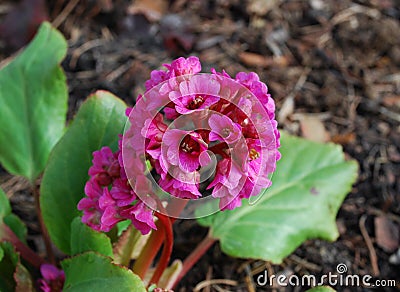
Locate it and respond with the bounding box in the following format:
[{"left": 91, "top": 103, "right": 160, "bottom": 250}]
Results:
[
  {"left": 40, "top": 91, "right": 127, "bottom": 254},
  {"left": 62, "top": 252, "right": 145, "bottom": 291},
  {"left": 0, "top": 22, "right": 67, "bottom": 182},
  {"left": 197, "top": 133, "right": 358, "bottom": 263}
]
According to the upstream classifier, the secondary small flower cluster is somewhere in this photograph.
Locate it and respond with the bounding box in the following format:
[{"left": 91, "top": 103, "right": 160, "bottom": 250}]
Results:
[
  {"left": 123, "top": 56, "right": 280, "bottom": 211},
  {"left": 77, "top": 144, "right": 156, "bottom": 234},
  {"left": 38, "top": 264, "right": 64, "bottom": 292}
]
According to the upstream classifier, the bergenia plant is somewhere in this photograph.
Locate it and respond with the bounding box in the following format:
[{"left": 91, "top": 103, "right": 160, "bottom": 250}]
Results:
[{"left": 0, "top": 23, "right": 358, "bottom": 291}]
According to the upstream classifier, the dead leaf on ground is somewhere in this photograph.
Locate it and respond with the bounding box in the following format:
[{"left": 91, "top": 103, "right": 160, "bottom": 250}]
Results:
[
  {"left": 299, "top": 115, "right": 330, "bottom": 143},
  {"left": 127, "top": 0, "right": 168, "bottom": 22},
  {"left": 382, "top": 95, "right": 400, "bottom": 108},
  {"left": 375, "top": 215, "right": 399, "bottom": 253},
  {"left": 239, "top": 52, "right": 270, "bottom": 67},
  {"left": 331, "top": 133, "right": 356, "bottom": 145},
  {"left": 247, "top": 0, "right": 280, "bottom": 16}
]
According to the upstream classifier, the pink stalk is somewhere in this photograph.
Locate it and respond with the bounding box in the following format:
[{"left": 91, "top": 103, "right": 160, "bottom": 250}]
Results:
[{"left": 148, "top": 212, "right": 173, "bottom": 286}]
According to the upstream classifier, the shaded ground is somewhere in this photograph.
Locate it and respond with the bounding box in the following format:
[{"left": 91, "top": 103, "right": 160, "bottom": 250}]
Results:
[{"left": 0, "top": 0, "right": 399, "bottom": 291}]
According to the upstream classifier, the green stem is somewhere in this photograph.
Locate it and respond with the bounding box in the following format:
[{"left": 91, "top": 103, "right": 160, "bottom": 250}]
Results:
[
  {"left": 172, "top": 232, "right": 217, "bottom": 288},
  {"left": 0, "top": 223, "right": 45, "bottom": 269},
  {"left": 148, "top": 212, "right": 173, "bottom": 286},
  {"left": 117, "top": 225, "right": 142, "bottom": 267}
]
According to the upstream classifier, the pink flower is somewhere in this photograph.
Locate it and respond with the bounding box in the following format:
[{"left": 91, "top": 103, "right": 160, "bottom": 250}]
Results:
[
  {"left": 164, "top": 56, "right": 201, "bottom": 76},
  {"left": 145, "top": 70, "right": 169, "bottom": 91},
  {"left": 208, "top": 114, "right": 242, "bottom": 144},
  {"left": 77, "top": 179, "right": 103, "bottom": 231},
  {"left": 78, "top": 144, "right": 157, "bottom": 235},
  {"left": 235, "top": 72, "right": 275, "bottom": 118},
  {"left": 207, "top": 158, "right": 247, "bottom": 210},
  {"left": 159, "top": 173, "right": 201, "bottom": 199},
  {"left": 142, "top": 113, "right": 168, "bottom": 160},
  {"left": 38, "top": 264, "right": 64, "bottom": 292},
  {"left": 110, "top": 178, "right": 137, "bottom": 207},
  {"left": 162, "top": 129, "right": 210, "bottom": 173},
  {"left": 98, "top": 188, "right": 122, "bottom": 232},
  {"left": 120, "top": 201, "right": 157, "bottom": 235},
  {"left": 144, "top": 56, "right": 201, "bottom": 91},
  {"left": 169, "top": 74, "right": 220, "bottom": 114},
  {"left": 88, "top": 147, "right": 120, "bottom": 186}
]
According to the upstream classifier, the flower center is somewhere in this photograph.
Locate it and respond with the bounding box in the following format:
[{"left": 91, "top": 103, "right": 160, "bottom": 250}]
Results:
[
  {"left": 181, "top": 141, "right": 193, "bottom": 153},
  {"left": 249, "top": 148, "right": 260, "bottom": 160},
  {"left": 222, "top": 128, "right": 230, "bottom": 137},
  {"left": 180, "top": 135, "right": 199, "bottom": 153},
  {"left": 188, "top": 95, "right": 205, "bottom": 110}
]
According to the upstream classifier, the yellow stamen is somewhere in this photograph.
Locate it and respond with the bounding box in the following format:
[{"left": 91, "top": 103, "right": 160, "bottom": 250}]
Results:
[{"left": 249, "top": 148, "right": 260, "bottom": 160}]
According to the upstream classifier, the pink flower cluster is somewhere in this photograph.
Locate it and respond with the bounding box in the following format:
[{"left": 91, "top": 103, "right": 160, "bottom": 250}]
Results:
[
  {"left": 38, "top": 264, "right": 64, "bottom": 292},
  {"left": 122, "top": 57, "right": 280, "bottom": 211},
  {"left": 78, "top": 145, "right": 156, "bottom": 234}
]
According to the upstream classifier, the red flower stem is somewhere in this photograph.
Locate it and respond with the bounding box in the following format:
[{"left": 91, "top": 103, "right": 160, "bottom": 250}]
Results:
[
  {"left": 131, "top": 199, "right": 188, "bottom": 280},
  {"left": 32, "top": 184, "right": 55, "bottom": 265},
  {"left": 172, "top": 233, "right": 217, "bottom": 289},
  {"left": 131, "top": 222, "right": 165, "bottom": 279},
  {"left": 148, "top": 212, "right": 173, "bottom": 286},
  {"left": 0, "top": 223, "right": 45, "bottom": 269}
]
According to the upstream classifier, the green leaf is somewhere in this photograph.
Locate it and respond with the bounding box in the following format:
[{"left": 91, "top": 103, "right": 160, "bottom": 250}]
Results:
[
  {"left": 40, "top": 91, "right": 127, "bottom": 254},
  {"left": 0, "top": 22, "right": 68, "bottom": 182},
  {"left": 3, "top": 214, "right": 27, "bottom": 243},
  {"left": 197, "top": 133, "right": 358, "bottom": 263},
  {"left": 70, "top": 217, "right": 113, "bottom": 258},
  {"left": 61, "top": 252, "right": 146, "bottom": 291},
  {"left": 0, "top": 188, "right": 11, "bottom": 219},
  {"left": 0, "top": 188, "right": 27, "bottom": 244},
  {"left": 0, "top": 242, "right": 19, "bottom": 291}
]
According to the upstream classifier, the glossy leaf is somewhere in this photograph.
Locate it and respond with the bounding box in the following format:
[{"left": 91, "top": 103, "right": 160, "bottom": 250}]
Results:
[
  {"left": 197, "top": 133, "right": 358, "bottom": 263},
  {"left": 0, "top": 242, "right": 19, "bottom": 291},
  {"left": 0, "top": 188, "right": 11, "bottom": 219},
  {"left": 70, "top": 217, "right": 113, "bottom": 258},
  {"left": 62, "top": 252, "right": 146, "bottom": 291},
  {"left": 3, "top": 214, "right": 27, "bottom": 243},
  {"left": 0, "top": 22, "right": 67, "bottom": 182},
  {"left": 40, "top": 91, "right": 127, "bottom": 254},
  {"left": 0, "top": 188, "right": 27, "bottom": 243}
]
